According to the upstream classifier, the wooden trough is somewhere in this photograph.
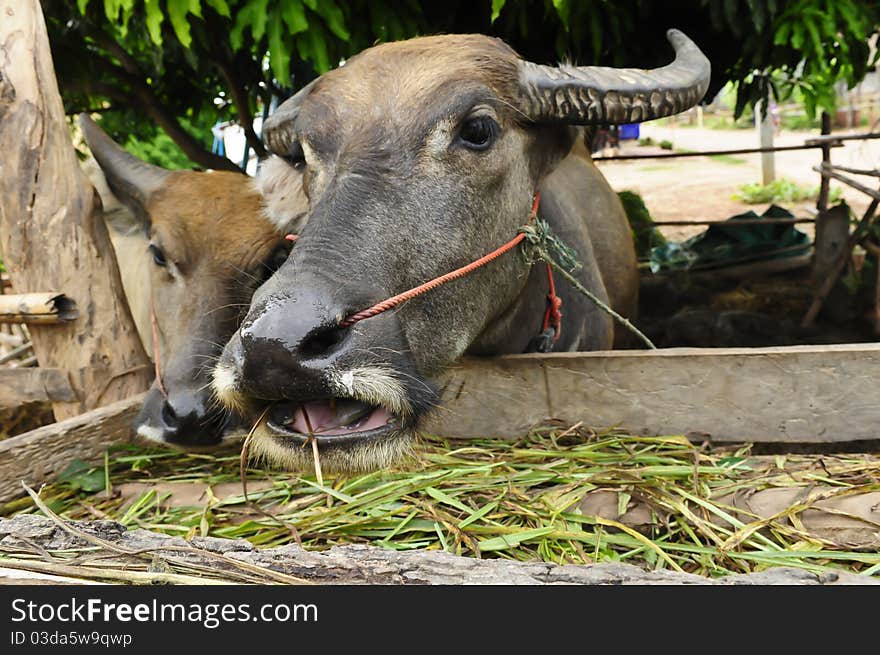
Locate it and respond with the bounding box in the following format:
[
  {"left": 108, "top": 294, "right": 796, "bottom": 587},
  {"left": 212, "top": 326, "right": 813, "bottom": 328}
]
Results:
[
  {"left": 1, "top": 0, "right": 879, "bottom": 584},
  {"left": 2, "top": 344, "right": 880, "bottom": 504}
]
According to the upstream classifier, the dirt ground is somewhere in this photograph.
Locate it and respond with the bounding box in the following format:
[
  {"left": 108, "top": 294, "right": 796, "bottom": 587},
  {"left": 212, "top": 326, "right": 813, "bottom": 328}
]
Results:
[
  {"left": 597, "top": 125, "right": 880, "bottom": 347},
  {"left": 597, "top": 124, "right": 878, "bottom": 242}
]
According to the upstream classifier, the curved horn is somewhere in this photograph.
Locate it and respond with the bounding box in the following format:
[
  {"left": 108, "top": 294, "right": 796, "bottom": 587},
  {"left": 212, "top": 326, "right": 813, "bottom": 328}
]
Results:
[
  {"left": 78, "top": 113, "right": 170, "bottom": 219},
  {"left": 518, "top": 29, "right": 711, "bottom": 125},
  {"left": 262, "top": 78, "right": 319, "bottom": 156}
]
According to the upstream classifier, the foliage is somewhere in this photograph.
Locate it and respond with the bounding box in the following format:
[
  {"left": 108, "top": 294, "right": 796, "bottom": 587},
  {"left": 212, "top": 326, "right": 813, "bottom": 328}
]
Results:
[
  {"left": 733, "top": 177, "right": 843, "bottom": 205},
  {"left": 126, "top": 114, "right": 213, "bottom": 168},
  {"left": 48, "top": 1, "right": 880, "bottom": 170},
  {"left": 707, "top": 0, "right": 880, "bottom": 120},
  {"left": 618, "top": 190, "right": 666, "bottom": 258},
  {"left": 659, "top": 139, "right": 674, "bottom": 150}
]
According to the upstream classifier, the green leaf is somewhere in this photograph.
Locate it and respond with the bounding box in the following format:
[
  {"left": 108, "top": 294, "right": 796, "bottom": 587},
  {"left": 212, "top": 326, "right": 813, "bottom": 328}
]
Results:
[
  {"left": 230, "top": 0, "right": 269, "bottom": 50},
  {"left": 552, "top": 0, "right": 570, "bottom": 31},
  {"left": 119, "top": 0, "right": 135, "bottom": 36},
  {"left": 804, "top": 19, "right": 825, "bottom": 69},
  {"left": 281, "top": 0, "right": 309, "bottom": 35},
  {"left": 836, "top": 0, "right": 866, "bottom": 38},
  {"left": 306, "top": 24, "right": 331, "bottom": 72},
  {"left": 167, "top": 0, "right": 196, "bottom": 48},
  {"left": 425, "top": 487, "right": 471, "bottom": 513},
  {"left": 205, "top": 0, "right": 231, "bottom": 17},
  {"left": 458, "top": 501, "right": 499, "bottom": 529},
  {"left": 250, "top": 0, "right": 269, "bottom": 41},
  {"left": 790, "top": 22, "right": 804, "bottom": 50},
  {"left": 77, "top": 0, "right": 89, "bottom": 14},
  {"left": 267, "top": 8, "right": 291, "bottom": 83},
  {"left": 144, "top": 0, "right": 164, "bottom": 45},
  {"left": 478, "top": 527, "right": 556, "bottom": 552},
  {"left": 773, "top": 22, "right": 790, "bottom": 46},
  {"left": 103, "top": 0, "right": 121, "bottom": 23},
  {"left": 57, "top": 459, "right": 106, "bottom": 493},
  {"left": 490, "top": 0, "right": 506, "bottom": 23},
  {"left": 311, "top": 0, "right": 350, "bottom": 41}
]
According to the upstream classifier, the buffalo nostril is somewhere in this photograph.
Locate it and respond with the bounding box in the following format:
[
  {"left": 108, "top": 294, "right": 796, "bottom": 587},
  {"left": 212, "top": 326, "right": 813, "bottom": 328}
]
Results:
[
  {"left": 300, "top": 324, "right": 348, "bottom": 359},
  {"left": 161, "top": 400, "right": 178, "bottom": 428}
]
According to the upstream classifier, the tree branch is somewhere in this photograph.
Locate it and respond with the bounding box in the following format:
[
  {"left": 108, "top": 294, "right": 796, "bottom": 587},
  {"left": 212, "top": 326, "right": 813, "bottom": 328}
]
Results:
[
  {"left": 213, "top": 57, "right": 267, "bottom": 159},
  {"left": 82, "top": 32, "right": 242, "bottom": 173}
]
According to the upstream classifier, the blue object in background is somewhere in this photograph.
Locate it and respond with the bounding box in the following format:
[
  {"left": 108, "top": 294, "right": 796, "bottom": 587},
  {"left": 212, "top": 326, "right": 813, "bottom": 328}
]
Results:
[{"left": 619, "top": 123, "right": 640, "bottom": 140}]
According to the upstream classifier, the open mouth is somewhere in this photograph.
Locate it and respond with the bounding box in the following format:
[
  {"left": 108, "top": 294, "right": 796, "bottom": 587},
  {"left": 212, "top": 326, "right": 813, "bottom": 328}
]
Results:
[{"left": 265, "top": 398, "right": 398, "bottom": 445}]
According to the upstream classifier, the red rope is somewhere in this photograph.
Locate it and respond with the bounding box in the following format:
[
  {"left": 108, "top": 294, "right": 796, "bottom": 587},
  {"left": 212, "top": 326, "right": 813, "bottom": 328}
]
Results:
[
  {"left": 542, "top": 262, "right": 562, "bottom": 341},
  {"left": 339, "top": 193, "right": 541, "bottom": 328}
]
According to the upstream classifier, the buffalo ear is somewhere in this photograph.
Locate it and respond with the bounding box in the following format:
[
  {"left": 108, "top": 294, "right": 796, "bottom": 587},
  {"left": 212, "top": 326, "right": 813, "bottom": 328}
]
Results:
[
  {"left": 78, "top": 114, "right": 170, "bottom": 228},
  {"left": 81, "top": 155, "right": 145, "bottom": 237},
  {"left": 527, "top": 124, "right": 579, "bottom": 183},
  {"left": 254, "top": 155, "right": 309, "bottom": 235}
]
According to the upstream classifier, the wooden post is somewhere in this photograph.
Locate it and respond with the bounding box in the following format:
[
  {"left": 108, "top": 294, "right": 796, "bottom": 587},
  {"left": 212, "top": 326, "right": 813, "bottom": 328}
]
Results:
[
  {"left": 755, "top": 100, "right": 776, "bottom": 184},
  {"left": 811, "top": 204, "right": 851, "bottom": 285},
  {"left": 816, "top": 111, "right": 832, "bottom": 212},
  {"left": 0, "top": 0, "right": 151, "bottom": 419}
]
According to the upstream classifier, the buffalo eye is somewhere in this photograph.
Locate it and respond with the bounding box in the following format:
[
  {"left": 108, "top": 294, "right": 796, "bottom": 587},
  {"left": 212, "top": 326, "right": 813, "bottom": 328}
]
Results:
[
  {"left": 260, "top": 244, "right": 292, "bottom": 282},
  {"left": 149, "top": 244, "right": 168, "bottom": 267},
  {"left": 282, "top": 140, "right": 306, "bottom": 169},
  {"left": 459, "top": 116, "right": 498, "bottom": 150}
]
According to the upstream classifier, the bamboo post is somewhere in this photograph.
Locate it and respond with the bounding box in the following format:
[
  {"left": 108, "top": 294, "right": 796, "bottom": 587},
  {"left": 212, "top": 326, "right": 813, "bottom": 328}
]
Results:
[
  {"left": 0, "top": 293, "right": 77, "bottom": 324},
  {"left": 0, "top": 0, "right": 151, "bottom": 419}
]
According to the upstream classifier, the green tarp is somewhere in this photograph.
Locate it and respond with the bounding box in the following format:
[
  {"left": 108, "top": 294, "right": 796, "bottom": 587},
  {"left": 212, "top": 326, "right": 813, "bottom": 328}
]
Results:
[{"left": 649, "top": 205, "right": 811, "bottom": 273}]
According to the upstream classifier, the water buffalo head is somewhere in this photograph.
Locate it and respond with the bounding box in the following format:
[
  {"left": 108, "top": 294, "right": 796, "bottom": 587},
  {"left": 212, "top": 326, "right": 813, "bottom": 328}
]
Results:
[
  {"left": 213, "top": 30, "right": 710, "bottom": 471},
  {"left": 80, "top": 115, "right": 306, "bottom": 446}
]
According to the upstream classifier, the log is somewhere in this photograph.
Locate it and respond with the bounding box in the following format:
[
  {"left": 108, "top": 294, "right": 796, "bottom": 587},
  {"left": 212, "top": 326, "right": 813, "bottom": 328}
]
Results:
[
  {"left": 0, "top": 292, "right": 77, "bottom": 324},
  {"left": 0, "top": 515, "right": 875, "bottom": 585},
  {"left": 0, "top": 393, "right": 144, "bottom": 503},
  {"left": 2, "top": 345, "right": 880, "bottom": 502},
  {"left": 0, "top": 0, "right": 151, "bottom": 419},
  {"left": 0, "top": 367, "right": 75, "bottom": 408},
  {"left": 425, "top": 344, "right": 880, "bottom": 443}
]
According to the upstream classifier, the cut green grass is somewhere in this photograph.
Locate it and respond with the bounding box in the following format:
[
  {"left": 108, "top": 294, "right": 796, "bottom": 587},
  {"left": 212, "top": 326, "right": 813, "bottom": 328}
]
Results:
[{"left": 2, "top": 427, "right": 878, "bottom": 579}]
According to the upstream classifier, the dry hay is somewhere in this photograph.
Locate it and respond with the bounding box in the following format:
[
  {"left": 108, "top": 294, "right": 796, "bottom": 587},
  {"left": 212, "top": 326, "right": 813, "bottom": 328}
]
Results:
[{"left": 1, "top": 425, "right": 878, "bottom": 581}]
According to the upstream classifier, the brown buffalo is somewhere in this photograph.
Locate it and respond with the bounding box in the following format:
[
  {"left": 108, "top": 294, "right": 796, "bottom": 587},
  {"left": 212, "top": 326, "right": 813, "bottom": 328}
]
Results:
[{"left": 81, "top": 115, "right": 306, "bottom": 445}]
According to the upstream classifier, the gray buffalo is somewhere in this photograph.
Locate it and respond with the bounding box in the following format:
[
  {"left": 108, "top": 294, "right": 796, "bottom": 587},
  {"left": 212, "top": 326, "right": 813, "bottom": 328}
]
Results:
[
  {"left": 213, "top": 30, "right": 710, "bottom": 471},
  {"left": 81, "top": 115, "right": 307, "bottom": 445}
]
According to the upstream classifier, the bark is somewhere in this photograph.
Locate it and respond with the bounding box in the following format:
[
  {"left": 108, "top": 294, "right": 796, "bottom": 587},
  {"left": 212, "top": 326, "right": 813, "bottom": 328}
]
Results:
[
  {"left": 0, "top": 0, "right": 153, "bottom": 418},
  {"left": 0, "top": 515, "right": 874, "bottom": 585}
]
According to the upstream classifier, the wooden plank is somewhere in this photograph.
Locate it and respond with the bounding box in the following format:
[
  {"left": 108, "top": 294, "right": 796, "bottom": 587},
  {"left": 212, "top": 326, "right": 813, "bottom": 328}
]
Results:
[
  {"left": 0, "top": 292, "right": 77, "bottom": 324},
  {"left": 0, "top": 0, "right": 151, "bottom": 419},
  {"left": 425, "top": 344, "right": 880, "bottom": 443},
  {"left": 0, "top": 393, "right": 144, "bottom": 503},
  {"left": 2, "top": 345, "right": 879, "bottom": 503},
  {"left": 0, "top": 367, "right": 75, "bottom": 408}
]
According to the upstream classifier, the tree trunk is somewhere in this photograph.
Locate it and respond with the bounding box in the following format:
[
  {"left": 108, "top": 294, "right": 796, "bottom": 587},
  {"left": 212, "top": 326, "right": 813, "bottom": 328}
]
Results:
[{"left": 0, "top": 0, "right": 152, "bottom": 419}]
